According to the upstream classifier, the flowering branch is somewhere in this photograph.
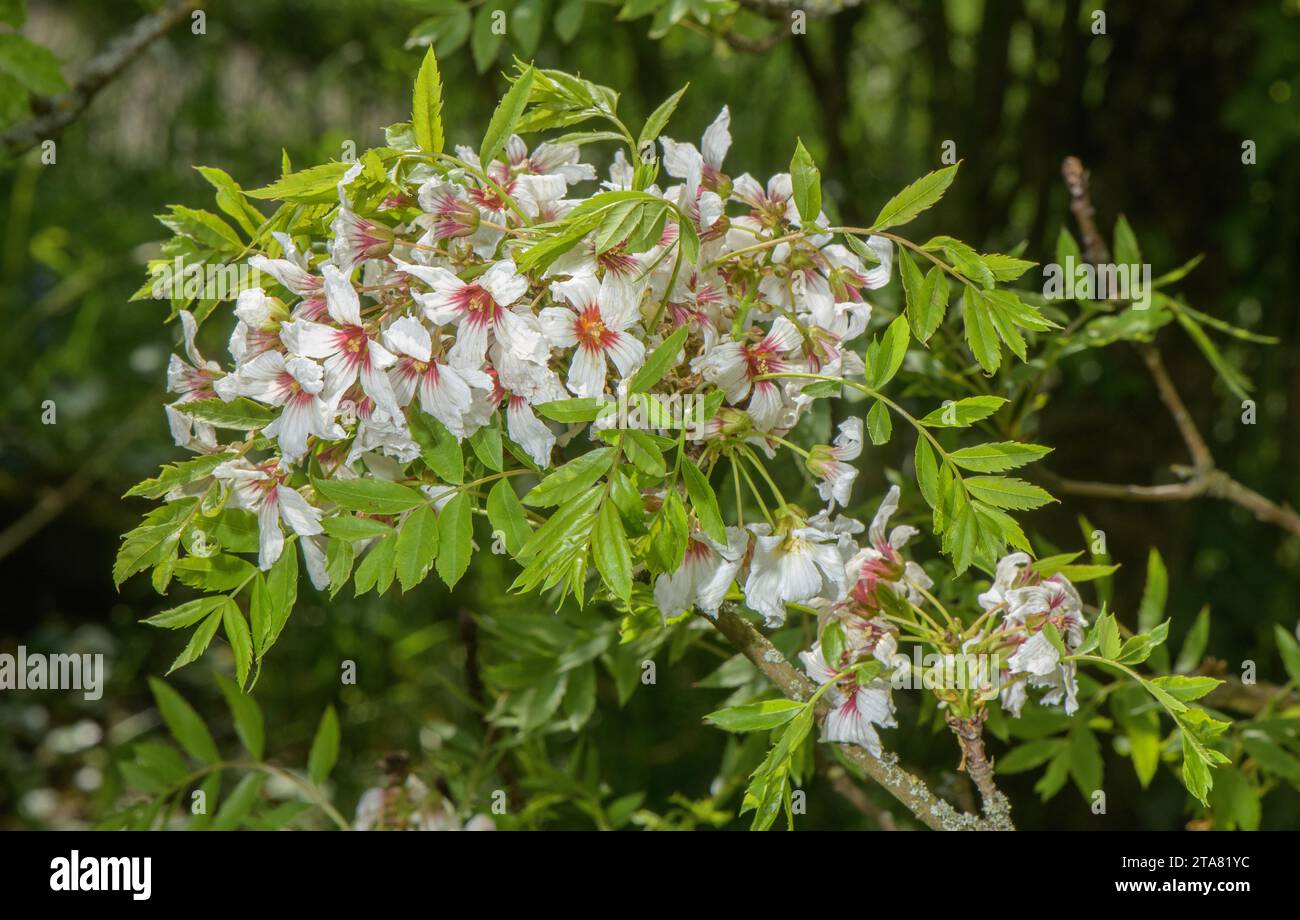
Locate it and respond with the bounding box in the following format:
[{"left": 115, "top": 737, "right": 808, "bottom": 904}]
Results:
[{"left": 712, "top": 604, "right": 1015, "bottom": 831}]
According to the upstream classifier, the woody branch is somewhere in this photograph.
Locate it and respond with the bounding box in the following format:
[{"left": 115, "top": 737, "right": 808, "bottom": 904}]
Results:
[{"left": 1042, "top": 157, "right": 1300, "bottom": 537}]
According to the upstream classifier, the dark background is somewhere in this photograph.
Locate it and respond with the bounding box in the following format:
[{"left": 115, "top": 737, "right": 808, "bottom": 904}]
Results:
[{"left": 1, "top": 0, "right": 1297, "bottom": 829}]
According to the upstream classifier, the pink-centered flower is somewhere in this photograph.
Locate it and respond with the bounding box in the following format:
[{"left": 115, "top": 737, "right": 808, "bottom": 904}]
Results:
[
  {"left": 539, "top": 274, "right": 646, "bottom": 398},
  {"left": 382, "top": 315, "right": 492, "bottom": 439},
  {"left": 279, "top": 264, "right": 400, "bottom": 414},
  {"left": 806, "top": 416, "right": 863, "bottom": 509},
  {"left": 394, "top": 258, "right": 539, "bottom": 369},
  {"left": 695, "top": 316, "right": 803, "bottom": 431},
  {"left": 229, "top": 351, "right": 345, "bottom": 462},
  {"left": 653, "top": 527, "right": 747, "bottom": 620},
  {"left": 215, "top": 459, "right": 323, "bottom": 570}
]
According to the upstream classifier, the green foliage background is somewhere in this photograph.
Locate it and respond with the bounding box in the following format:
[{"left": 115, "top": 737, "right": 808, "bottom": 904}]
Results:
[{"left": 2, "top": 0, "right": 1298, "bottom": 829}]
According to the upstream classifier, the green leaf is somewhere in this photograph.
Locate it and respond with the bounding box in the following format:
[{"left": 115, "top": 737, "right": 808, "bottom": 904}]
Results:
[
  {"left": 592, "top": 501, "right": 632, "bottom": 603},
  {"left": 353, "top": 533, "right": 397, "bottom": 596},
  {"left": 918, "top": 395, "right": 1006, "bottom": 428},
  {"left": 949, "top": 441, "right": 1052, "bottom": 473},
  {"left": 867, "top": 315, "right": 909, "bottom": 389},
  {"left": 247, "top": 161, "right": 352, "bottom": 203},
  {"left": 307, "top": 706, "right": 340, "bottom": 785},
  {"left": 321, "top": 514, "right": 394, "bottom": 542},
  {"left": 180, "top": 397, "right": 275, "bottom": 430},
  {"left": 312, "top": 477, "right": 425, "bottom": 515},
  {"left": 469, "top": 419, "right": 504, "bottom": 472},
  {"left": 533, "top": 396, "right": 608, "bottom": 423},
  {"left": 480, "top": 65, "right": 535, "bottom": 168},
  {"left": 0, "top": 33, "right": 67, "bottom": 96},
  {"left": 125, "top": 452, "right": 234, "bottom": 500},
  {"left": 1068, "top": 725, "right": 1104, "bottom": 798},
  {"left": 866, "top": 399, "right": 892, "bottom": 445},
  {"left": 1174, "top": 605, "right": 1211, "bottom": 674},
  {"left": 964, "top": 476, "right": 1055, "bottom": 511},
  {"left": 166, "top": 608, "right": 223, "bottom": 674},
  {"left": 172, "top": 554, "right": 256, "bottom": 592},
  {"left": 395, "top": 504, "right": 440, "bottom": 592},
  {"left": 211, "top": 773, "right": 266, "bottom": 831},
  {"left": 408, "top": 411, "right": 465, "bottom": 483},
  {"left": 1272, "top": 624, "right": 1300, "bottom": 686},
  {"left": 148, "top": 678, "right": 219, "bottom": 764},
  {"left": 486, "top": 479, "right": 532, "bottom": 556},
  {"left": 222, "top": 602, "right": 254, "bottom": 688},
  {"left": 435, "top": 492, "right": 473, "bottom": 587},
  {"left": 1113, "top": 214, "right": 1141, "bottom": 267},
  {"left": 963, "top": 288, "right": 1002, "bottom": 373},
  {"left": 647, "top": 490, "right": 689, "bottom": 574},
  {"left": 113, "top": 499, "right": 197, "bottom": 588},
  {"left": 143, "top": 595, "right": 229, "bottom": 629},
  {"left": 412, "top": 46, "right": 445, "bottom": 153},
  {"left": 523, "top": 446, "right": 615, "bottom": 507},
  {"left": 789, "top": 139, "right": 822, "bottom": 226},
  {"left": 621, "top": 429, "right": 666, "bottom": 477},
  {"left": 1149, "top": 675, "right": 1222, "bottom": 703},
  {"left": 470, "top": 2, "right": 504, "bottom": 72},
  {"left": 1096, "top": 611, "right": 1122, "bottom": 660},
  {"left": 705, "top": 698, "right": 806, "bottom": 733},
  {"left": 253, "top": 548, "right": 298, "bottom": 656},
  {"left": 910, "top": 263, "right": 949, "bottom": 344},
  {"left": 630, "top": 325, "right": 688, "bottom": 393},
  {"left": 637, "top": 84, "right": 688, "bottom": 152},
  {"left": 996, "top": 738, "right": 1066, "bottom": 774},
  {"left": 678, "top": 464, "right": 723, "bottom": 549},
  {"left": 870, "top": 164, "right": 958, "bottom": 232},
  {"left": 216, "top": 673, "right": 265, "bottom": 760}
]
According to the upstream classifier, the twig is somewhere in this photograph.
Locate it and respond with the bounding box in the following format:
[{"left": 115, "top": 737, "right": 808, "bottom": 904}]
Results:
[
  {"left": 0, "top": 0, "right": 199, "bottom": 157},
  {"left": 1045, "top": 157, "right": 1300, "bottom": 537},
  {"left": 711, "top": 604, "right": 1015, "bottom": 830},
  {"left": 943, "top": 710, "right": 1011, "bottom": 820}
]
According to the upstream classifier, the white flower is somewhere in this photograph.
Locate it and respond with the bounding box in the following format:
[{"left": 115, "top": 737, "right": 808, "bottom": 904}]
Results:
[
  {"left": 505, "top": 395, "right": 556, "bottom": 468},
  {"left": 808, "top": 416, "right": 863, "bottom": 509},
  {"left": 394, "top": 258, "right": 538, "bottom": 369},
  {"left": 539, "top": 274, "right": 646, "bottom": 398},
  {"left": 653, "top": 527, "right": 747, "bottom": 620},
  {"left": 742, "top": 523, "right": 847, "bottom": 627},
  {"left": 279, "top": 264, "right": 400, "bottom": 414},
  {"left": 800, "top": 638, "right": 897, "bottom": 757},
  {"left": 695, "top": 316, "right": 803, "bottom": 430},
  {"left": 382, "top": 315, "right": 492, "bottom": 438},
  {"left": 216, "top": 460, "right": 323, "bottom": 570},
  {"left": 230, "top": 351, "right": 345, "bottom": 462}
]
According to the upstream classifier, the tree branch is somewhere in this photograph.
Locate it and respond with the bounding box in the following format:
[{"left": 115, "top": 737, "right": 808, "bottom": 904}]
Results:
[
  {"left": 711, "top": 604, "right": 1015, "bottom": 830},
  {"left": 1048, "top": 156, "right": 1300, "bottom": 537},
  {"left": 943, "top": 710, "right": 1011, "bottom": 818},
  {"left": 0, "top": 0, "right": 199, "bottom": 157}
]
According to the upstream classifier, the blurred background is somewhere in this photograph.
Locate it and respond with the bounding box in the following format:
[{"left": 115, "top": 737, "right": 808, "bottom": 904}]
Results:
[{"left": 1, "top": 0, "right": 1298, "bottom": 830}]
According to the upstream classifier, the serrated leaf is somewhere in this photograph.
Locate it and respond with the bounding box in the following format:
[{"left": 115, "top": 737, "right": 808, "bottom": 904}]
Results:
[
  {"left": 523, "top": 447, "right": 615, "bottom": 507},
  {"left": 705, "top": 698, "right": 806, "bottom": 733},
  {"left": 480, "top": 66, "right": 534, "bottom": 167},
  {"left": 965, "top": 476, "right": 1054, "bottom": 511},
  {"left": 435, "top": 492, "right": 473, "bottom": 587},
  {"left": 949, "top": 441, "right": 1052, "bottom": 473},
  {"left": 790, "top": 139, "right": 822, "bottom": 226},
  {"left": 307, "top": 706, "right": 340, "bottom": 785},
  {"left": 395, "top": 504, "right": 440, "bottom": 592},
  {"left": 148, "top": 678, "right": 219, "bottom": 764},
  {"left": 412, "top": 46, "right": 445, "bottom": 153},
  {"left": 593, "top": 501, "right": 632, "bottom": 603},
  {"left": 680, "top": 458, "right": 725, "bottom": 544},
  {"left": 313, "top": 477, "right": 425, "bottom": 515},
  {"left": 870, "top": 164, "right": 958, "bottom": 231},
  {"left": 486, "top": 479, "right": 532, "bottom": 556}
]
